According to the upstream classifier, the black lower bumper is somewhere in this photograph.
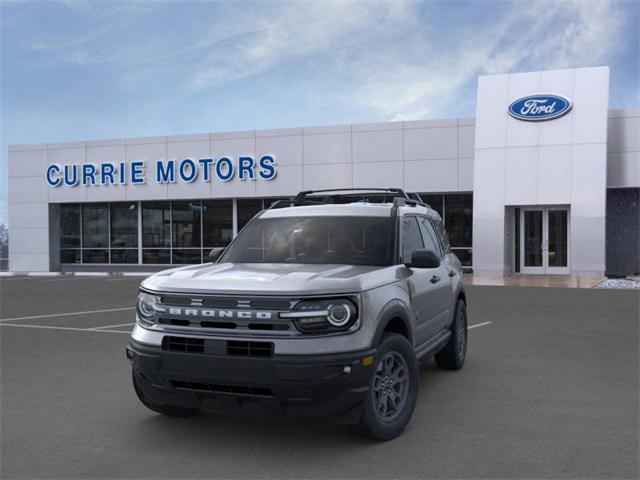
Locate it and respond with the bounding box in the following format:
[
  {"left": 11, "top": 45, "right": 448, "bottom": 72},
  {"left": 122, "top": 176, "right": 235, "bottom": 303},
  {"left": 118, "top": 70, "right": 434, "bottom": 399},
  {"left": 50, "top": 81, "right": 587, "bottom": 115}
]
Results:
[{"left": 127, "top": 340, "right": 376, "bottom": 422}]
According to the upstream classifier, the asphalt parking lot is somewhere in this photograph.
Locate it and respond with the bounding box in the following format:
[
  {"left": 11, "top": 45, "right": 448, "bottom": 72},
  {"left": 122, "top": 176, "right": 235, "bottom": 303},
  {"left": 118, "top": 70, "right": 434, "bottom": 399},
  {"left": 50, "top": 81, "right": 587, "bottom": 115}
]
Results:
[{"left": 0, "top": 276, "right": 638, "bottom": 479}]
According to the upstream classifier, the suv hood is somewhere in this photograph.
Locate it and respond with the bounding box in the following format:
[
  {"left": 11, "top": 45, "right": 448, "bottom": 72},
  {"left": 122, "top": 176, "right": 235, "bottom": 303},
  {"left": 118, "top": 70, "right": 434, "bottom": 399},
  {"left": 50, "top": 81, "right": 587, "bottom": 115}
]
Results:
[{"left": 141, "top": 262, "right": 402, "bottom": 296}]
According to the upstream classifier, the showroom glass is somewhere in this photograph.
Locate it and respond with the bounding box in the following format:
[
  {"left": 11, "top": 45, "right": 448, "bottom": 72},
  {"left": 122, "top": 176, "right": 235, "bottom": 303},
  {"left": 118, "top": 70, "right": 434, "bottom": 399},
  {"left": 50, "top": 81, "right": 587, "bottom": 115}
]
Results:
[
  {"left": 237, "top": 198, "right": 264, "bottom": 231},
  {"left": 142, "top": 202, "right": 171, "bottom": 264},
  {"left": 524, "top": 210, "right": 544, "bottom": 267},
  {"left": 548, "top": 210, "right": 568, "bottom": 267},
  {"left": 82, "top": 204, "right": 109, "bottom": 263},
  {"left": 203, "top": 200, "right": 233, "bottom": 247},
  {"left": 221, "top": 216, "right": 395, "bottom": 266},
  {"left": 110, "top": 203, "right": 138, "bottom": 264},
  {"left": 60, "top": 204, "right": 81, "bottom": 263},
  {"left": 172, "top": 201, "right": 202, "bottom": 264}
]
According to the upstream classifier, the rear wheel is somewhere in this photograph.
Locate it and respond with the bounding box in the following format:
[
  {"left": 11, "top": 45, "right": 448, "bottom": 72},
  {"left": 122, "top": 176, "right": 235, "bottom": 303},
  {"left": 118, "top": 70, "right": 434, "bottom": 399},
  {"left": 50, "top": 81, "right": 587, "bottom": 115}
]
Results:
[
  {"left": 435, "top": 300, "right": 467, "bottom": 370},
  {"left": 351, "top": 333, "right": 419, "bottom": 441},
  {"left": 132, "top": 371, "right": 200, "bottom": 417}
]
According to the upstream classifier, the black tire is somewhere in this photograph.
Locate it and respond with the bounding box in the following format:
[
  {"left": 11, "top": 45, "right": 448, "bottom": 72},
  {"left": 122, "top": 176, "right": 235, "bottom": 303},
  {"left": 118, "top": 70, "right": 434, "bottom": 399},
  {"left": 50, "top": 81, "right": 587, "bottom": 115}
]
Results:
[
  {"left": 351, "top": 333, "right": 419, "bottom": 441},
  {"left": 132, "top": 371, "right": 200, "bottom": 417},
  {"left": 435, "top": 300, "right": 467, "bottom": 370}
]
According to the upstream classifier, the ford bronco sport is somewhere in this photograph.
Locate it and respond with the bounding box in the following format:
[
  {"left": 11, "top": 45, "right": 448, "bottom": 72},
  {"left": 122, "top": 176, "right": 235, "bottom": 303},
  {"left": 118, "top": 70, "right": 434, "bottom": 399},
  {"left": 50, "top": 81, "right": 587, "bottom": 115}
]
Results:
[{"left": 127, "top": 188, "right": 468, "bottom": 440}]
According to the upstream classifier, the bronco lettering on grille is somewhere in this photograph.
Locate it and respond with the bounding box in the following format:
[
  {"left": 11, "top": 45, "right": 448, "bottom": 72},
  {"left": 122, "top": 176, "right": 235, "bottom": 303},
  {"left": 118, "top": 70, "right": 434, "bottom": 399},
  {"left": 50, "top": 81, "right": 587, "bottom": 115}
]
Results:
[{"left": 160, "top": 307, "right": 273, "bottom": 320}]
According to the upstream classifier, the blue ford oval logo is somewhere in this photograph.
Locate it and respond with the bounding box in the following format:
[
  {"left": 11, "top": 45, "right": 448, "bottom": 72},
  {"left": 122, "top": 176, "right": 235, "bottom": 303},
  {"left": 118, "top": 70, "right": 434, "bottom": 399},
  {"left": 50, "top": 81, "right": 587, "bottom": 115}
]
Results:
[{"left": 508, "top": 94, "right": 572, "bottom": 121}]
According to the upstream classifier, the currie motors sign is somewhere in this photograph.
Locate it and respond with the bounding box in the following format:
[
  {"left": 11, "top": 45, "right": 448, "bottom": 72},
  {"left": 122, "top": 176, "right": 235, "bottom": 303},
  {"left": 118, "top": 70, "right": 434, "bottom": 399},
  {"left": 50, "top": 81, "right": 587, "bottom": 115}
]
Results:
[
  {"left": 46, "top": 155, "right": 277, "bottom": 187},
  {"left": 508, "top": 94, "right": 572, "bottom": 121}
]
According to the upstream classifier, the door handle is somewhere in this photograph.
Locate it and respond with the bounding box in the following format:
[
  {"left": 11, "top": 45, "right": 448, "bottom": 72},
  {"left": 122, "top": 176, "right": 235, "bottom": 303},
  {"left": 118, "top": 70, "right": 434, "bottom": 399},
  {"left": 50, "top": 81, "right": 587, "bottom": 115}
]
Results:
[
  {"left": 430, "top": 275, "right": 441, "bottom": 284},
  {"left": 448, "top": 269, "right": 457, "bottom": 277}
]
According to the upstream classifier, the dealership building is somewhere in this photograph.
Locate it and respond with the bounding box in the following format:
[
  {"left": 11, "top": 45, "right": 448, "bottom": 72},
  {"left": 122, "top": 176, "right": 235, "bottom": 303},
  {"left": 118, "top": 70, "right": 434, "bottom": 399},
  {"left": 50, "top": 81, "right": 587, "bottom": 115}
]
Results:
[{"left": 7, "top": 66, "right": 640, "bottom": 276}]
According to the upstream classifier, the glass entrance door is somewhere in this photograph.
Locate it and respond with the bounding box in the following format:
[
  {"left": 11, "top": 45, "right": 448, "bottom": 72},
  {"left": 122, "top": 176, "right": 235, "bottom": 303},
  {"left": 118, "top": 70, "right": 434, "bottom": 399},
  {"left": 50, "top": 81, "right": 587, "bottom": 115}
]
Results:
[{"left": 519, "top": 208, "right": 569, "bottom": 274}]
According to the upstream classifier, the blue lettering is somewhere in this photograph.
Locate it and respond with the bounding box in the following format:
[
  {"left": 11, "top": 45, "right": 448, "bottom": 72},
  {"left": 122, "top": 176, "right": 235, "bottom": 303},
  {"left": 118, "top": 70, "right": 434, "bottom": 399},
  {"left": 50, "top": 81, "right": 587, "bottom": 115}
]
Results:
[
  {"left": 46, "top": 164, "right": 61, "bottom": 187},
  {"left": 156, "top": 160, "right": 175, "bottom": 183},
  {"left": 119, "top": 161, "right": 127, "bottom": 184},
  {"left": 258, "top": 156, "right": 277, "bottom": 180},
  {"left": 100, "top": 162, "right": 115, "bottom": 185},
  {"left": 238, "top": 156, "right": 255, "bottom": 180},
  {"left": 198, "top": 158, "right": 213, "bottom": 182},
  {"left": 82, "top": 164, "right": 97, "bottom": 186},
  {"left": 130, "top": 161, "right": 145, "bottom": 184},
  {"left": 179, "top": 158, "right": 197, "bottom": 183},
  {"left": 215, "top": 157, "right": 234, "bottom": 182},
  {"left": 64, "top": 164, "right": 78, "bottom": 186}
]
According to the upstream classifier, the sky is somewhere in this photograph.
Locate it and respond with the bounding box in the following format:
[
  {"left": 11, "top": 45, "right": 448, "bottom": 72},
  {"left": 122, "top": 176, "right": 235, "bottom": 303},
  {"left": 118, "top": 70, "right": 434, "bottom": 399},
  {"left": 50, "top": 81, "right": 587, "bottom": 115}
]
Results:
[{"left": 1, "top": 0, "right": 638, "bottom": 225}]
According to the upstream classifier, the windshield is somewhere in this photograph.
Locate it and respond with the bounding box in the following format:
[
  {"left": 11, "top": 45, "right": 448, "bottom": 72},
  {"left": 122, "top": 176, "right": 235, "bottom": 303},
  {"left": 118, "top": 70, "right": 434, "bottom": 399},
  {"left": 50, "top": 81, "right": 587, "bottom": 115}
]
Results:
[{"left": 220, "top": 216, "right": 395, "bottom": 266}]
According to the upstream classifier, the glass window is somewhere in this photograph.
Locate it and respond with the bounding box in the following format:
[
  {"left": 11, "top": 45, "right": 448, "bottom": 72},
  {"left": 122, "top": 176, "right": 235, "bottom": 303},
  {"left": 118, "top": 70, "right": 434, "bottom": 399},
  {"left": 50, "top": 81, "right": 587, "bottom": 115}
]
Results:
[
  {"left": 419, "top": 217, "right": 442, "bottom": 257},
  {"left": 221, "top": 216, "right": 395, "bottom": 266},
  {"left": 172, "top": 201, "right": 202, "bottom": 248},
  {"left": 402, "top": 217, "right": 424, "bottom": 264},
  {"left": 110, "top": 203, "right": 138, "bottom": 248},
  {"left": 237, "top": 199, "right": 264, "bottom": 231},
  {"left": 453, "top": 248, "right": 472, "bottom": 267},
  {"left": 60, "top": 204, "right": 81, "bottom": 248},
  {"left": 203, "top": 200, "right": 233, "bottom": 247},
  {"left": 142, "top": 202, "right": 171, "bottom": 248},
  {"left": 82, "top": 204, "right": 109, "bottom": 248},
  {"left": 143, "top": 249, "right": 170, "bottom": 264},
  {"left": 444, "top": 194, "right": 472, "bottom": 248},
  {"left": 82, "top": 249, "right": 109, "bottom": 263},
  {"left": 419, "top": 193, "right": 444, "bottom": 218},
  {"left": 60, "top": 249, "right": 81, "bottom": 264},
  {"left": 172, "top": 249, "right": 202, "bottom": 264},
  {"left": 111, "top": 249, "right": 138, "bottom": 264}
]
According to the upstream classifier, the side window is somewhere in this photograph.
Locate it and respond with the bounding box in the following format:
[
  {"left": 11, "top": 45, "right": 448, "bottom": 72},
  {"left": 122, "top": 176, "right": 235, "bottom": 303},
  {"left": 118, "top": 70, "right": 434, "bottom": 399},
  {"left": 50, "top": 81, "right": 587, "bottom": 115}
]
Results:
[
  {"left": 402, "top": 217, "right": 424, "bottom": 263},
  {"left": 419, "top": 217, "right": 442, "bottom": 257},
  {"left": 434, "top": 218, "right": 451, "bottom": 253}
]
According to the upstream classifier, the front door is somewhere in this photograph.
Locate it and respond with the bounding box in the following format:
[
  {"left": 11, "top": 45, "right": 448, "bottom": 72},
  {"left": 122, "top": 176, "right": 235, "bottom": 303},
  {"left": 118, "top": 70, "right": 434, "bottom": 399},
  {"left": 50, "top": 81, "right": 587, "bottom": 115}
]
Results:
[{"left": 520, "top": 208, "right": 569, "bottom": 274}]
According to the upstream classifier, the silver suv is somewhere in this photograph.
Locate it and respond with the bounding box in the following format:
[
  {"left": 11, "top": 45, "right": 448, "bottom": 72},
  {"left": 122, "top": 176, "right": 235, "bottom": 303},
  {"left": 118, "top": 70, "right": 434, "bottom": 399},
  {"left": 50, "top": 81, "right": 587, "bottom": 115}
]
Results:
[{"left": 127, "top": 188, "right": 468, "bottom": 440}]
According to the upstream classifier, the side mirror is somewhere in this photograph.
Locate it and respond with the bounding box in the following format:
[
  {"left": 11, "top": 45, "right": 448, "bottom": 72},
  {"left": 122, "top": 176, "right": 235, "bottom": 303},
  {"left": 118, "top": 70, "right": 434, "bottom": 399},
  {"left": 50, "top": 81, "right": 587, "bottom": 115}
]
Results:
[
  {"left": 408, "top": 249, "right": 440, "bottom": 269},
  {"left": 208, "top": 247, "right": 225, "bottom": 262}
]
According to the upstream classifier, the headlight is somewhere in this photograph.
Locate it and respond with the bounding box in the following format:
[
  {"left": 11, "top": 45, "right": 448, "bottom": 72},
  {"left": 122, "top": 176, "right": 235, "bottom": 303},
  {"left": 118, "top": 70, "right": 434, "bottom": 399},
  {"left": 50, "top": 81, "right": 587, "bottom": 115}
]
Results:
[
  {"left": 282, "top": 298, "right": 358, "bottom": 333},
  {"left": 136, "top": 291, "right": 160, "bottom": 325}
]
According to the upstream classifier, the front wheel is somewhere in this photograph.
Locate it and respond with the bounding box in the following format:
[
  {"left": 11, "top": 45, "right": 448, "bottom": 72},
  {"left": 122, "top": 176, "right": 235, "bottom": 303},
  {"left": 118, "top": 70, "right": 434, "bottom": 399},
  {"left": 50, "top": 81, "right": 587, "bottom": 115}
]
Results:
[
  {"left": 435, "top": 300, "right": 468, "bottom": 370},
  {"left": 351, "top": 333, "right": 419, "bottom": 441}
]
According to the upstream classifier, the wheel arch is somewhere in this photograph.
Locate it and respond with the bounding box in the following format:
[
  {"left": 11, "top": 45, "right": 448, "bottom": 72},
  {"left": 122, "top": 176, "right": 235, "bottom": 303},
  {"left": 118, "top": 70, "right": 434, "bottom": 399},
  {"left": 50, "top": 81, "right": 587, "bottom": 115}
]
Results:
[{"left": 371, "top": 302, "right": 414, "bottom": 348}]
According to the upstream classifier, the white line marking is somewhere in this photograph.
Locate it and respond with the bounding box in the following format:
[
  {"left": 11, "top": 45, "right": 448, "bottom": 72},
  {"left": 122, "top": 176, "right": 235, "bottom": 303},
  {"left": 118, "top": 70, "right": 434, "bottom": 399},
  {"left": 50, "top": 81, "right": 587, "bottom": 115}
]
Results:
[
  {"left": 89, "top": 322, "right": 135, "bottom": 330},
  {"left": 0, "top": 323, "right": 131, "bottom": 334},
  {"left": 0, "top": 307, "right": 135, "bottom": 323},
  {"left": 468, "top": 321, "right": 492, "bottom": 330}
]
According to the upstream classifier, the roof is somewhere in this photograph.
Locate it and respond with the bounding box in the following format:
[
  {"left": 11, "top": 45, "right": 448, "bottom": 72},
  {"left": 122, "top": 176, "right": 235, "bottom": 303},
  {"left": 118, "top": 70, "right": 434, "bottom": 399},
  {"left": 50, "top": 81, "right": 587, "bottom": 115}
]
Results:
[{"left": 259, "top": 202, "right": 441, "bottom": 219}]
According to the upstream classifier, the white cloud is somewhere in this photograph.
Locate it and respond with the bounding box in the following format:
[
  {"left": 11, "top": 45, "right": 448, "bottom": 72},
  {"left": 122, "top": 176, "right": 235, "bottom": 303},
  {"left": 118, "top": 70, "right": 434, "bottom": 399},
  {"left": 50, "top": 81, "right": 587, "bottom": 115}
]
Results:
[{"left": 349, "top": 0, "right": 626, "bottom": 121}]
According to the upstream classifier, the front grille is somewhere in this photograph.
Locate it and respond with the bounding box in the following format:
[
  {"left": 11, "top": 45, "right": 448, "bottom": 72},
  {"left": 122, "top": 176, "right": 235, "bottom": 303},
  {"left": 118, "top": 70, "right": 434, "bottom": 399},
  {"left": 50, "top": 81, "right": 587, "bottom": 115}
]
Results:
[
  {"left": 227, "top": 340, "right": 274, "bottom": 357},
  {"left": 162, "top": 336, "right": 204, "bottom": 353},
  {"left": 159, "top": 295, "right": 294, "bottom": 310},
  {"left": 171, "top": 380, "right": 274, "bottom": 397},
  {"left": 157, "top": 317, "right": 290, "bottom": 332}
]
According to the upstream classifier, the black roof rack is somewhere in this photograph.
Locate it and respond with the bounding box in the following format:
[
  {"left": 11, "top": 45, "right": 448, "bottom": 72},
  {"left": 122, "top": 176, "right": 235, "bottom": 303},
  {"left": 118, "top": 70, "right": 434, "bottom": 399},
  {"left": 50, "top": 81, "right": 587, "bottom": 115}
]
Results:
[{"left": 266, "top": 188, "right": 431, "bottom": 210}]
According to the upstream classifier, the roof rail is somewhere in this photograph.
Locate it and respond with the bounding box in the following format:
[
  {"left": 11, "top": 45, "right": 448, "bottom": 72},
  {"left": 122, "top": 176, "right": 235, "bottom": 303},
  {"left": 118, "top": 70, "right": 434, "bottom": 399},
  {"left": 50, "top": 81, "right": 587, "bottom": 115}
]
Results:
[{"left": 266, "top": 188, "right": 432, "bottom": 210}]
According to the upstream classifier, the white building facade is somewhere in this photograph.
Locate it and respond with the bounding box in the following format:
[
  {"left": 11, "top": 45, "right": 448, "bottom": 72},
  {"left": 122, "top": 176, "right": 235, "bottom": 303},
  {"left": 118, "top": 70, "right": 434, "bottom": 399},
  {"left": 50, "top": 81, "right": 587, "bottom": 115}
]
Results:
[{"left": 8, "top": 66, "right": 640, "bottom": 276}]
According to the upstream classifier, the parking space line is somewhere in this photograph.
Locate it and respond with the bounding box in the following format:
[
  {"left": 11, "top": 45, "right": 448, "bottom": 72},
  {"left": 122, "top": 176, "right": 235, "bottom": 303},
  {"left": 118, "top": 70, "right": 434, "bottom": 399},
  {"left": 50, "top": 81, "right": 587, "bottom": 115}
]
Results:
[
  {"left": 0, "top": 307, "right": 135, "bottom": 323},
  {"left": 0, "top": 323, "right": 131, "bottom": 334},
  {"left": 468, "top": 321, "right": 492, "bottom": 329},
  {"left": 89, "top": 322, "right": 136, "bottom": 330}
]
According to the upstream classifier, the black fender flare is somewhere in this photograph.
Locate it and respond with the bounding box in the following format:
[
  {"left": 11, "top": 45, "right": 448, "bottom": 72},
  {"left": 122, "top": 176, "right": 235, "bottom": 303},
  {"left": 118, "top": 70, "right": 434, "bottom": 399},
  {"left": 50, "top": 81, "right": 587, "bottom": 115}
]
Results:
[{"left": 371, "top": 300, "right": 414, "bottom": 347}]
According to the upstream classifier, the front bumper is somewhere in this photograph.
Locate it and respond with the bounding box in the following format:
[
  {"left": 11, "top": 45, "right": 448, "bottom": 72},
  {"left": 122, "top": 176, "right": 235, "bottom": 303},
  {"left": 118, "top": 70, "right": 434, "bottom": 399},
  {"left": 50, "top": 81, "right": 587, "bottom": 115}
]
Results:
[{"left": 127, "top": 339, "right": 376, "bottom": 422}]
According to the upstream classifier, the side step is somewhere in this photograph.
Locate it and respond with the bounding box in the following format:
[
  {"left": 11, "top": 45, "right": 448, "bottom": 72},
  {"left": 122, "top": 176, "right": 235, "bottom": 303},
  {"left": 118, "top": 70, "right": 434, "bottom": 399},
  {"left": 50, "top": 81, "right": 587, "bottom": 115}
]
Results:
[{"left": 415, "top": 329, "right": 451, "bottom": 360}]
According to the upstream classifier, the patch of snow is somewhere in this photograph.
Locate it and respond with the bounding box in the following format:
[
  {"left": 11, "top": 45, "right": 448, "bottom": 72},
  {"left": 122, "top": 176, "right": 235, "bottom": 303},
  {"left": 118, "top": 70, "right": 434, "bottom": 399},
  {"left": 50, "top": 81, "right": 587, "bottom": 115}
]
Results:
[{"left": 593, "top": 278, "right": 640, "bottom": 289}]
